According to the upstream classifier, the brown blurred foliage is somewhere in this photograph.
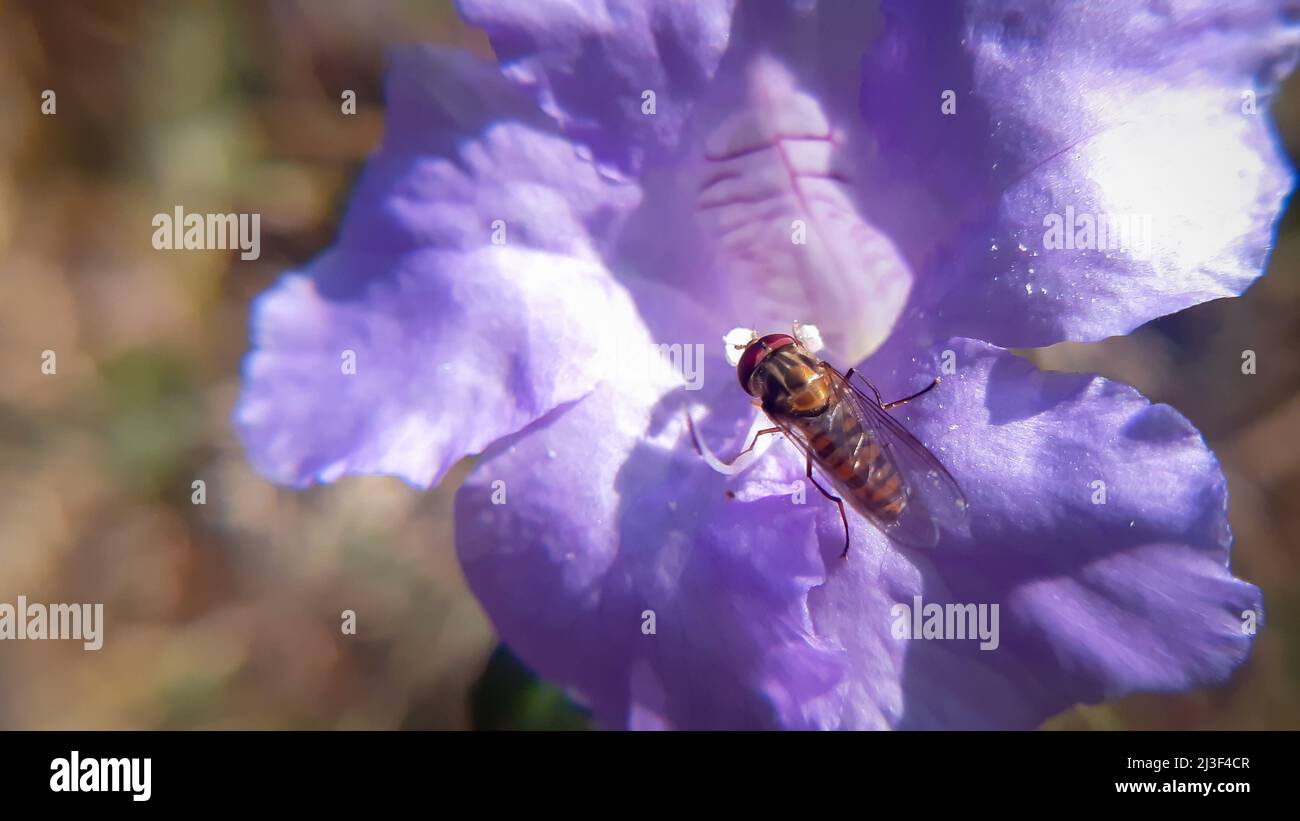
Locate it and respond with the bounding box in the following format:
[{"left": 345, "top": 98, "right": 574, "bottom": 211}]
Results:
[{"left": 0, "top": 1, "right": 495, "bottom": 729}]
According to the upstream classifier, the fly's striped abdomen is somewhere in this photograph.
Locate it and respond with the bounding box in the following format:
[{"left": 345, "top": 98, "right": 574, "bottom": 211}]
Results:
[{"left": 798, "top": 404, "right": 907, "bottom": 521}]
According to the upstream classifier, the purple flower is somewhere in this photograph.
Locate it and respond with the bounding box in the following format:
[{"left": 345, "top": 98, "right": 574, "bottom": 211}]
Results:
[{"left": 236, "top": 1, "right": 1297, "bottom": 728}]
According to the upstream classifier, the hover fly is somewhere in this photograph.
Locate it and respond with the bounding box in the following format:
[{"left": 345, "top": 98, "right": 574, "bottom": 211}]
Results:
[{"left": 692, "top": 324, "right": 967, "bottom": 556}]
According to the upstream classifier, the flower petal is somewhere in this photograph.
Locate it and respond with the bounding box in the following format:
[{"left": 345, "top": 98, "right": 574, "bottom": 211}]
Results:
[
  {"left": 236, "top": 246, "right": 641, "bottom": 488},
  {"left": 454, "top": 288, "right": 852, "bottom": 729},
  {"left": 341, "top": 46, "right": 640, "bottom": 261},
  {"left": 460, "top": 2, "right": 917, "bottom": 362},
  {"left": 457, "top": 0, "right": 735, "bottom": 174},
  {"left": 458, "top": 325, "right": 1261, "bottom": 728},
  {"left": 860, "top": 0, "right": 1298, "bottom": 346},
  {"left": 611, "top": 2, "right": 914, "bottom": 363},
  {"left": 684, "top": 53, "right": 912, "bottom": 362},
  {"left": 808, "top": 338, "right": 1261, "bottom": 728},
  {"left": 235, "top": 46, "right": 644, "bottom": 488}
]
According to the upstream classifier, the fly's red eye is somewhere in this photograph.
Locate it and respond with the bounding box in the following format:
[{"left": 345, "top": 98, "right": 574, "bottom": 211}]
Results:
[{"left": 736, "top": 333, "right": 796, "bottom": 394}]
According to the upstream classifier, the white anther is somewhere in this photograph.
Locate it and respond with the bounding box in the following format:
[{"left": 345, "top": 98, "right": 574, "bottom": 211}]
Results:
[
  {"left": 792, "top": 321, "right": 824, "bottom": 354},
  {"left": 723, "top": 327, "right": 758, "bottom": 366}
]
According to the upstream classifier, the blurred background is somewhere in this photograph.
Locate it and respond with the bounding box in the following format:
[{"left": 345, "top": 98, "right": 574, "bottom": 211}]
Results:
[{"left": 0, "top": 0, "right": 1295, "bottom": 730}]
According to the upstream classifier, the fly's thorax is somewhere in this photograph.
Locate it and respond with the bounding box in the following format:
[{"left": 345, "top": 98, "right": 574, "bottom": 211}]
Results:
[{"left": 750, "top": 347, "right": 832, "bottom": 416}]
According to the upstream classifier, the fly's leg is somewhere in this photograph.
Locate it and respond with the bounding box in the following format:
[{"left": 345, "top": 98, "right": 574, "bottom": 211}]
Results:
[
  {"left": 730, "top": 426, "right": 782, "bottom": 463},
  {"left": 806, "top": 454, "right": 851, "bottom": 560},
  {"left": 882, "top": 379, "right": 939, "bottom": 410},
  {"left": 684, "top": 411, "right": 781, "bottom": 467},
  {"left": 844, "top": 367, "right": 884, "bottom": 406},
  {"left": 845, "top": 367, "right": 939, "bottom": 410}
]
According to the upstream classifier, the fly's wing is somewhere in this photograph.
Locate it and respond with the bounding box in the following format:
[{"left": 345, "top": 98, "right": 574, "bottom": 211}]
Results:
[{"left": 823, "top": 366, "right": 969, "bottom": 548}]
